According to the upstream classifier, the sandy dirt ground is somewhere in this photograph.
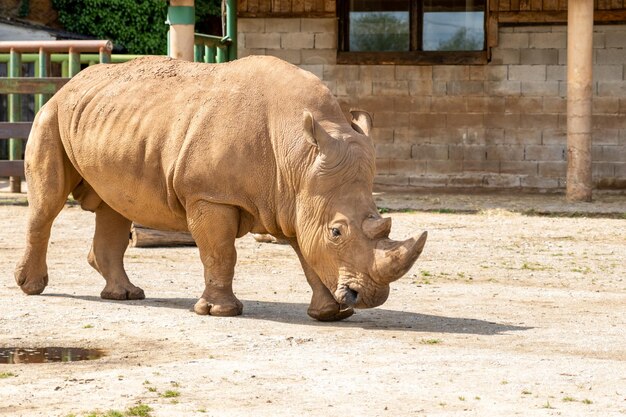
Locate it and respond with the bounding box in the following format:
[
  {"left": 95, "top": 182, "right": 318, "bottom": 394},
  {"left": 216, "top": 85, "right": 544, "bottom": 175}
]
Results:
[{"left": 0, "top": 191, "right": 625, "bottom": 416}]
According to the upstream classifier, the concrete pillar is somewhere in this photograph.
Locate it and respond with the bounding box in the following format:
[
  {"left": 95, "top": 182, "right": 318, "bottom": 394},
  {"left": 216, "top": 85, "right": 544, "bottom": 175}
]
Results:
[
  {"left": 168, "top": 0, "right": 195, "bottom": 61},
  {"left": 566, "top": 0, "right": 594, "bottom": 202}
]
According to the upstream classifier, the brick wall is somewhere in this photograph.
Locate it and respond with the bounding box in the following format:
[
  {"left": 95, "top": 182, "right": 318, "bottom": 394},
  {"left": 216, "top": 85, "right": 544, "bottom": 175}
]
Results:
[{"left": 239, "top": 18, "right": 626, "bottom": 190}]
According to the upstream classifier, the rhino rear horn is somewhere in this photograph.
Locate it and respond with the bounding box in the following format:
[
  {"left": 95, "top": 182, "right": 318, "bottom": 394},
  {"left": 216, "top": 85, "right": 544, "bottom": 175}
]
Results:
[
  {"left": 350, "top": 109, "right": 373, "bottom": 137},
  {"left": 363, "top": 216, "right": 392, "bottom": 239},
  {"left": 374, "top": 231, "right": 428, "bottom": 284}
]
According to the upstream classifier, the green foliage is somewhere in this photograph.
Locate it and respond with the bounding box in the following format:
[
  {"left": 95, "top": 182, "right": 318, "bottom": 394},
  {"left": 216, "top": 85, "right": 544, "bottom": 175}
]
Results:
[
  {"left": 79, "top": 403, "right": 152, "bottom": 417},
  {"left": 196, "top": 0, "right": 221, "bottom": 21},
  {"left": 52, "top": 0, "right": 223, "bottom": 54},
  {"left": 52, "top": 0, "right": 169, "bottom": 54},
  {"left": 126, "top": 404, "right": 153, "bottom": 416},
  {"left": 19, "top": 0, "right": 30, "bottom": 17},
  {"left": 420, "top": 338, "right": 442, "bottom": 345},
  {"left": 160, "top": 390, "right": 180, "bottom": 398}
]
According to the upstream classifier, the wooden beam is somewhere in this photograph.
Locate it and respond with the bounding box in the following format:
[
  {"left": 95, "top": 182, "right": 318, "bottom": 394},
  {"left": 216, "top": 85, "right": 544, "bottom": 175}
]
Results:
[
  {"left": 499, "top": 9, "right": 626, "bottom": 23},
  {"left": 566, "top": 0, "right": 594, "bottom": 201},
  {"left": 337, "top": 51, "right": 488, "bottom": 65},
  {"left": 238, "top": 11, "right": 334, "bottom": 17},
  {"left": 0, "top": 40, "right": 112, "bottom": 54},
  {"left": 488, "top": 12, "right": 500, "bottom": 48},
  {"left": 0, "top": 122, "right": 32, "bottom": 139},
  {"left": 0, "top": 160, "right": 24, "bottom": 177},
  {"left": 0, "top": 77, "right": 70, "bottom": 94},
  {"left": 130, "top": 224, "right": 196, "bottom": 247}
]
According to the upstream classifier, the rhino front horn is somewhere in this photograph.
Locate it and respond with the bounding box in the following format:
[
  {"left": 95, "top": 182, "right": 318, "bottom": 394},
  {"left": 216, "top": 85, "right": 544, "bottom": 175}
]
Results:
[{"left": 374, "top": 231, "right": 428, "bottom": 284}]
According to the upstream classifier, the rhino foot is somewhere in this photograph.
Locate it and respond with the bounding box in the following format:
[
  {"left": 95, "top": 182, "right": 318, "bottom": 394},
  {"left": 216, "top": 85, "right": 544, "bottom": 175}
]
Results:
[
  {"left": 17, "top": 274, "right": 49, "bottom": 295},
  {"left": 308, "top": 305, "right": 354, "bottom": 322},
  {"left": 101, "top": 284, "right": 145, "bottom": 300},
  {"left": 15, "top": 261, "right": 49, "bottom": 295},
  {"left": 194, "top": 297, "right": 243, "bottom": 317}
]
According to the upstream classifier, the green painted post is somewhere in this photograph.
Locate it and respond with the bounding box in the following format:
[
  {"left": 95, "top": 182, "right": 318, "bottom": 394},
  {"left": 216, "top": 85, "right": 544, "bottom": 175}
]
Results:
[
  {"left": 99, "top": 48, "right": 111, "bottom": 64},
  {"left": 206, "top": 46, "right": 216, "bottom": 63},
  {"left": 216, "top": 47, "right": 225, "bottom": 63},
  {"left": 61, "top": 59, "right": 69, "bottom": 77},
  {"left": 36, "top": 49, "right": 50, "bottom": 112},
  {"left": 194, "top": 44, "right": 202, "bottom": 63},
  {"left": 226, "top": 0, "right": 237, "bottom": 61},
  {"left": 167, "top": 29, "right": 171, "bottom": 57},
  {"left": 33, "top": 56, "right": 40, "bottom": 116},
  {"left": 167, "top": 5, "right": 195, "bottom": 60},
  {"left": 8, "top": 49, "right": 22, "bottom": 193},
  {"left": 68, "top": 49, "right": 80, "bottom": 77}
]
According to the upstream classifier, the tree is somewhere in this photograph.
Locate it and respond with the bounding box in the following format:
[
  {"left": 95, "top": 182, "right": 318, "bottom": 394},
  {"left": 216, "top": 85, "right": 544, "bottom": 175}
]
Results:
[{"left": 53, "top": 0, "right": 221, "bottom": 55}]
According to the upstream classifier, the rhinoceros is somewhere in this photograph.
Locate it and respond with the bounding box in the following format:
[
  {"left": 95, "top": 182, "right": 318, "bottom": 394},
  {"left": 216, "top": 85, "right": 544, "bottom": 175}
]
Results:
[{"left": 15, "top": 56, "right": 427, "bottom": 321}]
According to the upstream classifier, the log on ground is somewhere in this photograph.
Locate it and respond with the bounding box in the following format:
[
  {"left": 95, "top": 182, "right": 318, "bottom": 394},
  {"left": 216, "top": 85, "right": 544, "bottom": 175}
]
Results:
[{"left": 130, "top": 224, "right": 196, "bottom": 248}]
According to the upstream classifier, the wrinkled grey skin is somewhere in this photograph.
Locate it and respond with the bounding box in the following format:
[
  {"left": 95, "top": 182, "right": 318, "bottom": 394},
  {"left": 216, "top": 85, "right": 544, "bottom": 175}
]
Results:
[{"left": 14, "top": 56, "right": 427, "bottom": 321}]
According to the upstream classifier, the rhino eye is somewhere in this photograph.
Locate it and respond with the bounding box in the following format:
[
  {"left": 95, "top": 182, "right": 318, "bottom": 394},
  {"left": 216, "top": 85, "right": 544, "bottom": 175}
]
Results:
[{"left": 331, "top": 228, "right": 342, "bottom": 238}]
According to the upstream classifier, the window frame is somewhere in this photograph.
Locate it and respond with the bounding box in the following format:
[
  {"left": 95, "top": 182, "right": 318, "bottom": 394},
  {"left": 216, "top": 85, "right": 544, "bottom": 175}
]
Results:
[{"left": 337, "top": 0, "right": 490, "bottom": 65}]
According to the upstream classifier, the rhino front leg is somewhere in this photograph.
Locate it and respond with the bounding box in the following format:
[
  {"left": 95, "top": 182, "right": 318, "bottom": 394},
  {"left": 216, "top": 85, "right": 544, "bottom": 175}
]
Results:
[
  {"left": 188, "top": 201, "right": 243, "bottom": 317},
  {"left": 89, "top": 202, "right": 145, "bottom": 300},
  {"left": 290, "top": 241, "right": 354, "bottom": 322}
]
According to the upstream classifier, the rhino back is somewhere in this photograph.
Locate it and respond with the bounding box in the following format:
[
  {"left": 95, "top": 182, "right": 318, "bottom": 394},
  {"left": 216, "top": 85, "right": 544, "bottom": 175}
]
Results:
[{"left": 52, "top": 56, "right": 343, "bottom": 234}]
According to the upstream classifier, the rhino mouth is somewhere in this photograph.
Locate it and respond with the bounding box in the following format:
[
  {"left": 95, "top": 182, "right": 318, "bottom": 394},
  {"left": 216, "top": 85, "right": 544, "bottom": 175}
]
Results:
[{"left": 334, "top": 284, "right": 360, "bottom": 307}]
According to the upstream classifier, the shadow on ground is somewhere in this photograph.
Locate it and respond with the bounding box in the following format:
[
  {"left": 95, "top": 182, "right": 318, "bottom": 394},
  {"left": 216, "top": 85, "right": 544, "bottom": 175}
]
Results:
[{"left": 44, "top": 293, "right": 531, "bottom": 336}]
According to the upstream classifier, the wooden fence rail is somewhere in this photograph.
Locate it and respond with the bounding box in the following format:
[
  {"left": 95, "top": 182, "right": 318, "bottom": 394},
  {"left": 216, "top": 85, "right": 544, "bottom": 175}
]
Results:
[
  {"left": 1, "top": 31, "right": 237, "bottom": 195},
  {"left": 0, "top": 40, "right": 111, "bottom": 192},
  {"left": 0, "top": 79, "right": 70, "bottom": 179}
]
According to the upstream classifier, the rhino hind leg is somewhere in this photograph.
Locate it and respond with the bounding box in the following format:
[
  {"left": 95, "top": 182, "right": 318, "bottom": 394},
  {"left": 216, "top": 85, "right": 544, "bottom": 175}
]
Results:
[
  {"left": 188, "top": 201, "right": 243, "bottom": 317},
  {"left": 15, "top": 104, "right": 81, "bottom": 295},
  {"left": 290, "top": 242, "right": 354, "bottom": 322},
  {"left": 88, "top": 202, "right": 145, "bottom": 300}
]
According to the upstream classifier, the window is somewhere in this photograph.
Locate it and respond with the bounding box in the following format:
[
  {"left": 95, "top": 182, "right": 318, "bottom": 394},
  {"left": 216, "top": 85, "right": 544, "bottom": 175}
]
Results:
[
  {"left": 348, "top": 0, "right": 411, "bottom": 52},
  {"left": 338, "top": 0, "right": 488, "bottom": 64}
]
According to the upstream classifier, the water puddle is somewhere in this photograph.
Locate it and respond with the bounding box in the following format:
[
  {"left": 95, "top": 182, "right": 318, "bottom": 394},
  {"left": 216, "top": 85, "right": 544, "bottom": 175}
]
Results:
[{"left": 0, "top": 347, "right": 105, "bottom": 364}]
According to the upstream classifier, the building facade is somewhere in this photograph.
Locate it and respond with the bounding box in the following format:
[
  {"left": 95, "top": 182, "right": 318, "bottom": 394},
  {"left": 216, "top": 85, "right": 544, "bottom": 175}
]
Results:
[{"left": 237, "top": 1, "right": 626, "bottom": 191}]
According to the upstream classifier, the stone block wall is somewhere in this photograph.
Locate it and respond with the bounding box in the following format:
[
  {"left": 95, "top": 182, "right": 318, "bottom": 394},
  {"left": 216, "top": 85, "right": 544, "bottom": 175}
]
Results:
[{"left": 239, "top": 18, "right": 626, "bottom": 190}]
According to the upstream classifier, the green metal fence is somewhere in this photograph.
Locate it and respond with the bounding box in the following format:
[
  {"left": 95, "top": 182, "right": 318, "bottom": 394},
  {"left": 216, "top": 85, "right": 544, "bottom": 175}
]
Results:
[
  {"left": 0, "top": 0, "right": 238, "bottom": 193},
  {"left": 194, "top": 33, "right": 233, "bottom": 63},
  {"left": 194, "top": 0, "right": 237, "bottom": 63},
  {"left": 0, "top": 40, "right": 113, "bottom": 192},
  {"left": 0, "top": 8, "right": 238, "bottom": 193}
]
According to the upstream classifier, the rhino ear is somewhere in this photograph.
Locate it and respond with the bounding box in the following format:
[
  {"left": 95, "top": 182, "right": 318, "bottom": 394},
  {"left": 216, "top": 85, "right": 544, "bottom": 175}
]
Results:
[
  {"left": 350, "top": 109, "right": 373, "bottom": 137},
  {"left": 303, "top": 110, "right": 342, "bottom": 164},
  {"left": 303, "top": 111, "right": 337, "bottom": 150},
  {"left": 303, "top": 111, "right": 318, "bottom": 148}
]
